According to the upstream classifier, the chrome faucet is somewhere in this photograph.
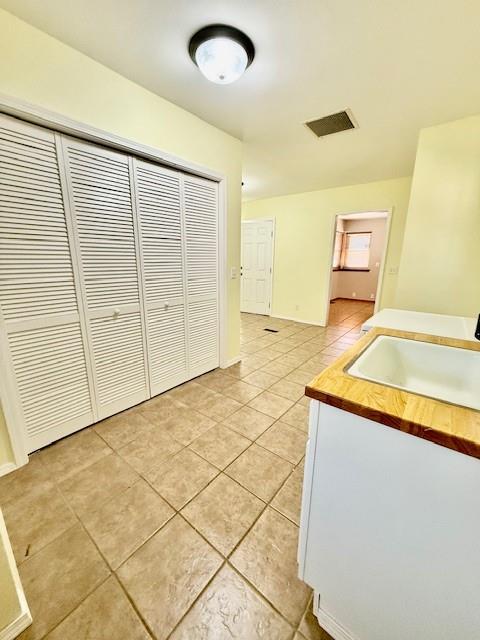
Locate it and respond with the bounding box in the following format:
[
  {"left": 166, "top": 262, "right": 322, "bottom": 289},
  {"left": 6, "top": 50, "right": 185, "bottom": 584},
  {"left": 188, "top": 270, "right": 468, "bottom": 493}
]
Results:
[{"left": 476, "top": 314, "right": 480, "bottom": 341}]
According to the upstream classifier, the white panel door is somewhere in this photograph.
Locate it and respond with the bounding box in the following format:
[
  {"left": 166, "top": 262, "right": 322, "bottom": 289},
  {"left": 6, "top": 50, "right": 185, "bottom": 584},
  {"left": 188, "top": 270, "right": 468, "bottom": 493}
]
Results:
[
  {"left": 133, "top": 160, "right": 188, "bottom": 395},
  {"left": 0, "top": 115, "right": 94, "bottom": 452},
  {"left": 61, "top": 137, "right": 149, "bottom": 419},
  {"left": 183, "top": 175, "right": 219, "bottom": 377},
  {"left": 241, "top": 219, "right": 273, "bottom": 315}
]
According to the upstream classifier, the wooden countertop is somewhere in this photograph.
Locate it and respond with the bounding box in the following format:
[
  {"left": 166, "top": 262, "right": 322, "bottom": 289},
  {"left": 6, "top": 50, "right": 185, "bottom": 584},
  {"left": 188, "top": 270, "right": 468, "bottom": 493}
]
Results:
[{"left": 305, "top": 327, "right": 480, "bottom": 459}]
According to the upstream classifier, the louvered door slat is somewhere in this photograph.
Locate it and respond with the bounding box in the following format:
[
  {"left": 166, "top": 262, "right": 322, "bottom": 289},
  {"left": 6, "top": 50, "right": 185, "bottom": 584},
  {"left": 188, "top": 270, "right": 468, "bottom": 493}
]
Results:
[
  {"left": 0, "top": 115, "right": 94, "bottom": 452},
  {"left": 134, "top": 160, "right": 187, "bottom": 394},
  {"left": 62, "top": 138, "right": 148, "bottom": 418},
  {"left": 183, "top": 176, "right": 219, "bottom": 376}
]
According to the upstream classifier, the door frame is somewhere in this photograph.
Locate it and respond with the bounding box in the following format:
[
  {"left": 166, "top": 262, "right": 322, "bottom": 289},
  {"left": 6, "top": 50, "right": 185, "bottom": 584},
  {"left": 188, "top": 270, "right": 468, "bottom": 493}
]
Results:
[
  {"left": 324, "top": 208, "right": 393, "bottom": 326},
  {"left": 0, "top": 93, "right": 229, "bottom": 471},
  {"left": 240, "top": 218, "right": 275, "bottom": 316}
]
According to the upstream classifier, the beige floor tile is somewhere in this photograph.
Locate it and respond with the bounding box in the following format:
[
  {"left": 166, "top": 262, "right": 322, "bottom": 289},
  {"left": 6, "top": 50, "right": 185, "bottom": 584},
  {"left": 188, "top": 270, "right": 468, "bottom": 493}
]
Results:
[
  {"left": 117, "top": 515, "right": 222, "bottom": 640},
  {"left": 170, "top": 564, "right": 293, "bottom": 640},
  {"left": 182, "top": 474, "right": 264, "bottom": 556},
  {"left": 60, "top": 453, "right": 138, "bottom": 516},
  {"left": 260, "top": 360, "right": 296, "bottom": 377},
  {"left": 225, "top": 444, "right": 293, "bottom": 502},
  {"left": 147, "top": 404, "right": 216, "bottom": 446},
  {"left": 118, "top": 427, "right": 182, "bottom": 475},
  {"left": 189, "top": 424, "right": 250, "bottom": 469},
  {"left": 299, "top": 597, "right": 334, "bottom": 640},
  {"left": 283, "top": 369, "right": 313, "bottom": 387},
  {"left": 197, "top": 369, "right": 237, "bottom": 392},
  {"left": 248, "top": 391, "right": 294, "bottom": 419},
  {"left": 44, "top": 576, "right": 150, "bottom": 640},
  {"left": 223, "top": 361, "right": 257, "bottom": 378},
  {"left": 82, "top": 479, "right": 174, "bottom": 569},
  {"left": 169, "top": 381, "right": 218, "bottom": 407},
  {"left": 94, "top": 408, "right": 153, "bottom": 450},
  {"left": 281, "top": 403, "right": 310, "bottom": 432},
  {"left": 18, "top": 524, "right": 109, "bottom": 640},
  {"left": 230, "top": 507, "right": 310, "bottom": 626},
  {"left": 269, "top": 341, "right": 295, "bottom": 353},
  {"left": 0, "top": 454, "right": 53, "bottom": 507},
  {"left": 269, "top": 379, "right": 305, "bottom": 402},
  {"left": 222, "top": 406, "right": 275, "bottom": 440},
  {"left": 145, "top": 449, "right": 218, "bottom": 510},
  {"left": 297, "top": 395, "right": 311, "bottom": 407},
  {"left": 271, "top": 465, "right": 304, "bottom": 525},
  {"left": 39, "top": 428, "right": 111, "bottom": 482},
  {"left": 198, "top": 393, "right": 243, "bottom": 421},
  {"left": 242, "top": 370, "right": 280, "bottom": 389},
  {"left": 257, "top": 422, "right": 307, "bottom": 464},
  {"left": 222, "top": 380, "right": 263, "bottom": 403},
  {"left": 3, "top": 485, "right": 77, "bottom": 564},
  {"left": 294, "top": 633, "right": 308, "bottom": 640}
]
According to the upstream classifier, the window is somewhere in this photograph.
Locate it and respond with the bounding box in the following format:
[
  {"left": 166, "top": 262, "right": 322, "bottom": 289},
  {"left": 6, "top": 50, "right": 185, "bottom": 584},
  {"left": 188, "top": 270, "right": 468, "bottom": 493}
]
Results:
[
  {"left": 332, "top": 231, "right": 343, "bottom": 268},
  {"left": 343, "top": 232, "right": 371, "bottom": 269}
]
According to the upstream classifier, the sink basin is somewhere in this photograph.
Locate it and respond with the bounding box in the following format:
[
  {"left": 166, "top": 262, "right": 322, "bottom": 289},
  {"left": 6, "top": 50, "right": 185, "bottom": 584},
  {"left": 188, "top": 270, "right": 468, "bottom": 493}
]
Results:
[{"left": 347, "top": 335, "right": 480, "bottom": 410}]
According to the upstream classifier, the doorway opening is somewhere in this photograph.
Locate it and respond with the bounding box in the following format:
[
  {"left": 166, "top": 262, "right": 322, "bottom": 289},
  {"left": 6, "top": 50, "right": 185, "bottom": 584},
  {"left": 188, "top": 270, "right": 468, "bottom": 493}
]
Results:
[
  {"left": 240, "top": 218, "right": 275, "bottom": 315},
  {"left": 325, "top": 210, "right": 392, "bottom": 326}
]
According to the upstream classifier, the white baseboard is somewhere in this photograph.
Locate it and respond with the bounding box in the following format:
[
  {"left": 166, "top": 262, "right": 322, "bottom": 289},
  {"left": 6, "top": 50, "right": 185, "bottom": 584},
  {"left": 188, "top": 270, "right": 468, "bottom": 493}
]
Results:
[
  {"left": 0, "top": 610, "right": 32, "bottom": 640},
  {"left": 315, "top": 605, "right": 356, "bottom": 640},
  {"left": 0, "top": 462, "right": 17, "bottom": 478},
  {"left": 269, "top": 313, "right": 327, "bottom": 327},
  {"left": 0, "top": 512, "right": 32, "bottom": 640},
  {"left": 220, "top": 355, "right": 241, "bottom": 369}
]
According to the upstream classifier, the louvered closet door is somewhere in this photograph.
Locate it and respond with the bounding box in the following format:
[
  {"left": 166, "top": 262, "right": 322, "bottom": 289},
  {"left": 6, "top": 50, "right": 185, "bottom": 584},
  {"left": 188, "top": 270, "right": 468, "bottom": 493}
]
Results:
[
  {"left": 134, "top": 160, "right": 188, "bottom": 395},
  {"left": 0, "top": 115, "right": 94, "bottom": 452},
  {"left": 61, "top": 138, "right": 148, "bottom": 419},
  {"left": 183, "top": 175, "right": 219, "bottom": 377}
]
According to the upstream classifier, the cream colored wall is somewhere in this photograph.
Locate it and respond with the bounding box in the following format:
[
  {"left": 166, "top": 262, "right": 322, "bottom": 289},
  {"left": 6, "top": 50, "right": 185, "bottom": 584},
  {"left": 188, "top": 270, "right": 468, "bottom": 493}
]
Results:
[
  {"left": 333, "top": 217, "right": 387, "bottom": 301},
  {"left": 0, "top": 511, "right": 22, "bottom": 632},
  {"left": 395, "top": 114, "right": 480, "bottom": 316},
  {"left": 242, "top": 177, "right": 412, "bottom": 324},
  {"left": 0, "top": 9, "right": 243, "bottom": 466}
]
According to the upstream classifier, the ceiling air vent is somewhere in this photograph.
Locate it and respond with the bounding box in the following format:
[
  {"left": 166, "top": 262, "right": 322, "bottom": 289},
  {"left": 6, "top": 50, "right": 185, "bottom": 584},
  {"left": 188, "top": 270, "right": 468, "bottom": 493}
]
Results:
[{"left": 305, "top": 110, "right": 356, "bottom": 138}]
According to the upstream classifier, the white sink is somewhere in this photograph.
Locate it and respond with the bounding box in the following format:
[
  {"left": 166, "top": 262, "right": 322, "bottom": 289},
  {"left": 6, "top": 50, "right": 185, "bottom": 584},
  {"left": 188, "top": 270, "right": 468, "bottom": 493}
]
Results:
[{"left": 347, "top": 335, "right": 480, "bottom": 410}]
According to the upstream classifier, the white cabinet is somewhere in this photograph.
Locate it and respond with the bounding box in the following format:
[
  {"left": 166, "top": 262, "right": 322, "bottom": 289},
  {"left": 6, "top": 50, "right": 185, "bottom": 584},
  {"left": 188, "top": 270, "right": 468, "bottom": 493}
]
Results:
[
  {"left": 298, "top": 400, "right": 480, "bottom": 640},
  {"left": 0, "top": 113, "right": 219, "bottom": 453}
]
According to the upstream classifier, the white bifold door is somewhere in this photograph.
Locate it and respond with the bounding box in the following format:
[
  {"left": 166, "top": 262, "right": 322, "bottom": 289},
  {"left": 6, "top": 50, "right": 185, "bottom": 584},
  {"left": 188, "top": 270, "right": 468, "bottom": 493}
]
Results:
[{"left": 0, "top": 113, "right": 219, "bottom": 454}]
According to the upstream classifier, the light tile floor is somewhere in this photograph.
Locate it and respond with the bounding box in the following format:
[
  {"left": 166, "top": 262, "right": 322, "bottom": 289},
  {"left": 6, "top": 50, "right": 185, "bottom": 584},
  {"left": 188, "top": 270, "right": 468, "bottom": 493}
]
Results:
[{"left": 1, "top": 300, "right": 373, "bottom": 640}]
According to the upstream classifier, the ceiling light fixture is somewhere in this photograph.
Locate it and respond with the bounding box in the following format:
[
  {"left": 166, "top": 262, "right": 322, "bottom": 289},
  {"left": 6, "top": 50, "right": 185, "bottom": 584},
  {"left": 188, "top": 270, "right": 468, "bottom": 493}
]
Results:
[{"left": 188, "top": 24, "right": 255, "bottom": 85}]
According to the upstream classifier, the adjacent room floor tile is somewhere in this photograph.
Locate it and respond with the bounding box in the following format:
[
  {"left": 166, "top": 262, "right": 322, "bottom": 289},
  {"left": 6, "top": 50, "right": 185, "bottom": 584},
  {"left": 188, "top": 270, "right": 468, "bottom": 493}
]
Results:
[
  {"left": 189, "top": 424, "right": 250, "bottom": 469},
  {"left": 44, "top": 576, "right": 150, "bottom": 640},
  {"left": 222, "top": 406, "right": 275, "bottom": 440},
  {"left": 117, "top": 515, "right": 222, "bottom": 640},
  {"left": 182, "top": 474, "right": 264, "bottom": 556},
  {"left": 145, "top": 448, "right": 218, "bottom": 510},
  {"left": 18, "top": 524, "right": 109, "bottom": 640},
  {"left": 60, "top": 453, "right": 138, "bottom": 516},
  {"left": 281, "top": 403, "right": 310, "bottom": 432},
  {"left": 39, "top": 428, "right": 111, "bottom": 482},
  {"left": 257, "top": 421, "right": 307, "bottom": 464},
  {"left": 3, "top": 484, "right": 77, "bottom": 564},
  {"left": 82, "top": 479, "right": 174, "bottom": 569},
  {"left": 225, "top": 444, "right": 293, "bottom": 502},
  {"left": 248, "top": 391, "right": 294, "bottom": 419},
  {"left": 170, "top": 564, "right": 293, "bottom": 640},
  {"left": 94, "top": 408, "right": 153, "bottom": 450},
  {"left": 222, "top": 380, "right": 263, "bottom": 403},
  {"left": 231, "top": 507, "right": 311, "bottom": 626},
  {"left": 271, "top": 464, "right": 304, "bottom": 525},
  {"left": 118, "top": 428, "right": 182, "bottom": 475},
  {"left": 269, "top": 379, "right": 305, "bottom": 402}
]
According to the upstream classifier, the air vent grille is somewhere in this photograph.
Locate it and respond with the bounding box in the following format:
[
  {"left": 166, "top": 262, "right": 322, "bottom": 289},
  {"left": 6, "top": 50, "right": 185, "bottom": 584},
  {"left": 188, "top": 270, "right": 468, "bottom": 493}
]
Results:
[{"left": 305, "top": 110, "right": 355, "bottom": 137}]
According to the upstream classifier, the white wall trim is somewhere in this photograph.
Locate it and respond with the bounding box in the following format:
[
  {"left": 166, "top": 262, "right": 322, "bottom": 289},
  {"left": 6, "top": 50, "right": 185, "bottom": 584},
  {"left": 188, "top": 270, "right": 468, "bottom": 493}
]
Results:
[
  {"left": 0, "top": 512, "right": 32, "bottom": 640},
  {"left": 0, "top": 93, "right": 230, "bottom": 465},
  {"left": 270, "top": 313, "right": 325, "bottom": 327},
  {"left": 0, "top": 463, "right": 17, "bottom": 479}
]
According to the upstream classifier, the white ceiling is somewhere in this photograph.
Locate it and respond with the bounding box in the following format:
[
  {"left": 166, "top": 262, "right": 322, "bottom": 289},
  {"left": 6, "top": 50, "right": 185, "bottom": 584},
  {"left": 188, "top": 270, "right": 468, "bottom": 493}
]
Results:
[{"left": 3, "top": 0, "right": 480, "bottom": 201}]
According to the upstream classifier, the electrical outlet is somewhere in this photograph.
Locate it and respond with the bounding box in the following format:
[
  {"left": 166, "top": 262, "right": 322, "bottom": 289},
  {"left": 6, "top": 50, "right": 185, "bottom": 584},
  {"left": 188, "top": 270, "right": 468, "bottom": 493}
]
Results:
[
  {"left": 230, "top": 267, "right": 237, "bottom": 279},
  {"left": 388, "top": 266, "right": 399, "bottom": 275}
]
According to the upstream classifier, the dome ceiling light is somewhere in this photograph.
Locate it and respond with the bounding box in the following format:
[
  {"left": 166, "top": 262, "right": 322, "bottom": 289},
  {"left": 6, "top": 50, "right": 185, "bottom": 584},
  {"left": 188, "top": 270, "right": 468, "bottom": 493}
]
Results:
[{"left": 188, "top": 24, "right": 255, "bottom": 85}]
